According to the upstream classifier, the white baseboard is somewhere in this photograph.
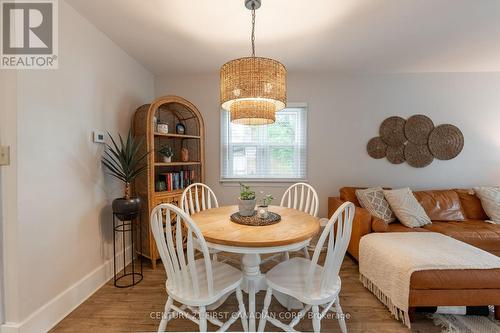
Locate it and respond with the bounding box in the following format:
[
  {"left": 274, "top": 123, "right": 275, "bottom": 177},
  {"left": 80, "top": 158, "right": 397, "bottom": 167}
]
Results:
[{"left": 1, "top": 245, "right": 133, "bottom": 333}]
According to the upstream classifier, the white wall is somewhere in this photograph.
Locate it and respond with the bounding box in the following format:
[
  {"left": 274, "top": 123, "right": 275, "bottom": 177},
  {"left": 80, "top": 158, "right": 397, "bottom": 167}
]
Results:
[
  {"left": 2, "top": 1, "right": 153, "bottom": 330},
  {"left": 155, "top": 72, "right": 500, "bottom": 217},
  {"left": 0, "top": 69, "right": 19, "bottom": 326}
]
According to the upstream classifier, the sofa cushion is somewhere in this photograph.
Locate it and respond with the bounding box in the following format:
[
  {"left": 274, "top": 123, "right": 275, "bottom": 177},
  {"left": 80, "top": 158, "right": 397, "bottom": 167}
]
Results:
[
  {"left": 373, "top": 220, "right": 430, "bottom": 233},
  {"left": 386, "top": 222, "right": 429, "bottom": 233},
  {"left": 356, "top": 187, "right": 396, "bottom": 223},
  {"left": 473, "top": 186, "right": 500, "bottom": 223},
  {"left": 411, "top": 268, "right": 500, "bottom": 290},
  {"left": 455, "top": 189, "right": 488, "bottom": 220},
  {"left": 423, "top": 220, "right": 500, "bottom": 254},
  {"left": 413, "top": 190, "right": 466, "bottom": 221},
  {"left": 340, "top": 186, "right": 393, "bottom": 207},
  {"left": 384, "top": 188, "right": 432, "bottom": 228}
]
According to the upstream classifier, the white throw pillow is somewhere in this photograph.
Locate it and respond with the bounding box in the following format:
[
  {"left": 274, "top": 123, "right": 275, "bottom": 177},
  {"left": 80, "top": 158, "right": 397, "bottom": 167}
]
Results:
[
  {"left": 383, "top": 188, "right": 432, "bottom": 228},
  {"left": 473, "top": 186, "right": 500, "bottom": 224},
  {"left": 355, "top": 187, "right": 396, "bottom": 223}
]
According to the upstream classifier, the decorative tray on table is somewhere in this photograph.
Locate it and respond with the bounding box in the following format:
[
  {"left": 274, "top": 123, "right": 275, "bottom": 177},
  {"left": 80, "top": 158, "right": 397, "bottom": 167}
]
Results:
[{"left": 230, "top": 211, "right": 281, "bottom": 226}]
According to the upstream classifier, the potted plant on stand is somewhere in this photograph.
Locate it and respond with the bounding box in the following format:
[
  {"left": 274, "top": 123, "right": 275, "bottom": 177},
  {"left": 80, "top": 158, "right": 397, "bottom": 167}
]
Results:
[
  {"left": 238, "top": 182, "right": 256, "bottom": 216},
  {"left": 102, "top": 131, "right": 148, "bottom": 221},
  {"left": 159, "top": 145, "right": 174, "bottom": 163}
]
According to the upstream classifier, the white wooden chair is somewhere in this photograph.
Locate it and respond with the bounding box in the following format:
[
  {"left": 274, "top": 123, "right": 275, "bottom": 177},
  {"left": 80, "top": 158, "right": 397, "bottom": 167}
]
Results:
[
  {"left": 258, "top": 201, "right": 355, "bottom": 333},
  {"left": 180, "top": 183, "right": 225, "bottom": 262},
  {"left": 181, "top": 183, "right": 219, "bottom": 215},
  {"left": 151, "top": 203, "right": 248, "bottom": 332},
  {"left": 280, "top": 183, "right": 320, "bottom": 260}
]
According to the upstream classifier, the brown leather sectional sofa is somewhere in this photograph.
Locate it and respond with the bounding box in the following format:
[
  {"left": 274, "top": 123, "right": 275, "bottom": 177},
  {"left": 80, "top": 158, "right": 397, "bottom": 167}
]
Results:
[
  {"left": 329, "top": 187, "right": 500, "bottom": 260},
  {"left": 329, "top": 187, "right": 500, "bottom": 320}
]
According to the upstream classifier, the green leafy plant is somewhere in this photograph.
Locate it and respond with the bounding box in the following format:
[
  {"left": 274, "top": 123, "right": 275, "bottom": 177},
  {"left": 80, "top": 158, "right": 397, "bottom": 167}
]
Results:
[
  {"left": 239, "top": 182, "right": 256, "bottom": 200},
  {"left": 159, "top": 145, "right": 174, "bottom": 158},
  {"left": 261, "top": 194, "right": 274, "bottom": 206},
  {"left": 101, "top": 131, "right": 149, "bottom": 199}
]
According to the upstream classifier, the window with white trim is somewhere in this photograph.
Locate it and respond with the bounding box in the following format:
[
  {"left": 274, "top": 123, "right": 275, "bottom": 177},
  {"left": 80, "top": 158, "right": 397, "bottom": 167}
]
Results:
[{"left": 221, "top": 105, "right": 307, "bottom": 181}]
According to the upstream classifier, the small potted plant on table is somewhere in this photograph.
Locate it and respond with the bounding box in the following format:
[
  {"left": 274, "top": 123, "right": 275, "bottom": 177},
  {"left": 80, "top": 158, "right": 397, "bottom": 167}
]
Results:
[
  {"left": 257, "top": 193, "right": 274, "bottom": 219},
  {"left": 102, "top": 131, "right": 148, "bottom": 221},
  {"left": 159, "top": 145, "right": 173, "bottom": 163},
  {"left": 238, "top": 183, "right": 256, "bottom": 216}
]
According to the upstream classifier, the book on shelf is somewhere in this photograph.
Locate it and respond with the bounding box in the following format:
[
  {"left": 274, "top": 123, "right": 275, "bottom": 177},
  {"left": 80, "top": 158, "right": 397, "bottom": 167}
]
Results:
[{"left": 159, "top": 170, "right": 196, "bottom": 192}]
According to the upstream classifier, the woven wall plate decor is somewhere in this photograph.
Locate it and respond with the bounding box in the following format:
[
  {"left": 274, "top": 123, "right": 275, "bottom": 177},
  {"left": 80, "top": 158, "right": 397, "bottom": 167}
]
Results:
[
  {"left": 367, "top": 137, "right": 387, "bottom": 159},
  {"left": 404, "top": 114, "right": 434, "bottom": 145},
  {"left": 380, "top": 116, "right": 407, "bottom": 146},
  {"left": 404, "top": 142, "right": 434, "bottom": 168},
  {"left": 367, "top": 115, "right": 464, "bottom": 168},
  {"left": 386, "top": 145, "right": 405, "bottom": 164},
  {"left": 428, "top": 124, "right": 464, "bottom": 160}
]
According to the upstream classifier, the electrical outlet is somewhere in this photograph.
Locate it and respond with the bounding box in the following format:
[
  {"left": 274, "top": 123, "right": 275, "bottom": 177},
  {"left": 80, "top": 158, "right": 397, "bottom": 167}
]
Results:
[
  {"left": 0, "top": 146, "right": 10, "bottom": 166},
  {"left": 93, "top": 131, "right": 105, "bottom": 143}
]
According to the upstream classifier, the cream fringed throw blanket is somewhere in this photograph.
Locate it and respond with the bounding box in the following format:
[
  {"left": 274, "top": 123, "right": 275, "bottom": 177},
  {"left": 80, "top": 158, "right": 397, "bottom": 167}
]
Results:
[{"left": 359, "top": 232, "right": 500, "bottom": 328}]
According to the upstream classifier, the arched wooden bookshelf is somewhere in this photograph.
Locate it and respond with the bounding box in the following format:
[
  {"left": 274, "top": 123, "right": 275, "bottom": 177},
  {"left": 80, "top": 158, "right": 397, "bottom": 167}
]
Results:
[{"left": 133, "top": 95, "right": 205, "bottom": 268}]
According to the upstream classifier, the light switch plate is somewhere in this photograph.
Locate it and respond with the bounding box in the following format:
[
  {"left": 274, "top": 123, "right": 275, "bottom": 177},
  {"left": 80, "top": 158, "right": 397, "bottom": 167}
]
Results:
[
  {"left": 0, "top": 146, "right": 10, "bottom": 166},
  {"left": 93, "top": 131, "right": 105, "bottom": 143}
]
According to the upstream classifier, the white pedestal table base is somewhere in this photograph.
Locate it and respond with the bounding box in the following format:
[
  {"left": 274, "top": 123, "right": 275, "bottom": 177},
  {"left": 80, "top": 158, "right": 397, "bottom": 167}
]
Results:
[{"left": 207, "top": 241, "right": 308, "bottom": 331}]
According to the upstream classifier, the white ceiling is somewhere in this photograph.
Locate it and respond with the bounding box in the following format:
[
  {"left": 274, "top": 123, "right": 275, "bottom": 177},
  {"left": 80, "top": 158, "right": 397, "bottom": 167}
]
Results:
[{"left": 66, "top": 0, "right": 500, "bottom": 75}]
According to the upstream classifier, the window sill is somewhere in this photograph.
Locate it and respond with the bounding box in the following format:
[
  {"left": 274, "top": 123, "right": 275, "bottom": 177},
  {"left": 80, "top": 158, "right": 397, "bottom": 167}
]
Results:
[{"left": 220, "top": 178, "right": 308, "bottom": 185}]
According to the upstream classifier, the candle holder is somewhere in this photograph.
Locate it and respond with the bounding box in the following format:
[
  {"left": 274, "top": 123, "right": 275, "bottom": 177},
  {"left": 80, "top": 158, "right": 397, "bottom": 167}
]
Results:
[{"left": 257, "top": 205, "right": 269, "bottom": 219}]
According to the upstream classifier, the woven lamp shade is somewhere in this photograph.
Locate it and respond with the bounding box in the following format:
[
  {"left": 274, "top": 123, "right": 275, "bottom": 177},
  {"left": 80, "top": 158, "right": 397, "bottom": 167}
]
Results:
[
  {"left": 220, "top": 56, "right": 286, "bottom": 125},
  {"left": 231, "top": 100, "right": 276, "bottom": 125}
]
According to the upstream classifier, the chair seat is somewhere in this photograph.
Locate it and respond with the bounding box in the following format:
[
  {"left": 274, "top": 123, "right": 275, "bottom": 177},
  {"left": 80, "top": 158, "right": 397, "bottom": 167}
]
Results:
[
  {"left": 167, "top": 260, "right": 242, "bottom": 306},
  {"left": 265, "top": 257, "right": 341, "bottom": 304}
]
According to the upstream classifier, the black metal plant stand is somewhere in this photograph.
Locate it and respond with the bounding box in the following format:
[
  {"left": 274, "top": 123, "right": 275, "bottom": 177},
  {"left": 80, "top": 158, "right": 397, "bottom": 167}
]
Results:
[{"left": 112, "top": 212, "right": 143, "bottom": 288}]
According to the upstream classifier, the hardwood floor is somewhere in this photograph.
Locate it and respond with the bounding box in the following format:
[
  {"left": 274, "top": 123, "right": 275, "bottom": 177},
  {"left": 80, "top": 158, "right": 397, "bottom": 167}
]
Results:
[{"left": 51, "top": 254, "right": 440, "bottom": 332}]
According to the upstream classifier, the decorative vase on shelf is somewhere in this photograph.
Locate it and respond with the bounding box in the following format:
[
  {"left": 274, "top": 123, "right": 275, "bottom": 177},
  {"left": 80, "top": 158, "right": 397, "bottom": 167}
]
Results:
[
  {"left": 176, "top": 123, "right": 186, "bottom": 134},
  {"left": 163, "top": 156, "right": 172, "bottom": 163},
  {"left": 157, "top": 122, "right": 169, "bottom": 134},
  {"left": 181, "top": 148, "right": 189, "bottom": 162}
]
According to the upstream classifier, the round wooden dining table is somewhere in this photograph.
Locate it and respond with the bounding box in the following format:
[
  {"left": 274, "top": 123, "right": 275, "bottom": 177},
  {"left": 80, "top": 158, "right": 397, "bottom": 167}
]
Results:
[{"left": 190, "top": 205, "right": 320, "bottom": 331}]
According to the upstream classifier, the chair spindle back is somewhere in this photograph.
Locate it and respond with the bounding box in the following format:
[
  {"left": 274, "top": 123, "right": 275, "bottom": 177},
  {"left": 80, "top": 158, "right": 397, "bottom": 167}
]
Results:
[
  {"left": 306, "top": 202, "right": 354, "bottom": 294},
  {"left": 181, "top": 183, "right": 219, "bottom": 215},
  {"left": 280, "top": 182, "right": 319, "bottom": 217},
  {"left": 151, "top": 203, "right": 214, "bottom": 298}
]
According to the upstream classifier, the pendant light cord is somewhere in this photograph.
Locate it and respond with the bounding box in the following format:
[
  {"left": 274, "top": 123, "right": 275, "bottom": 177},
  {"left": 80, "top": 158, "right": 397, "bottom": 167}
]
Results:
[{"left": 251, "top": 5, "right": 256, "bottom": 57}]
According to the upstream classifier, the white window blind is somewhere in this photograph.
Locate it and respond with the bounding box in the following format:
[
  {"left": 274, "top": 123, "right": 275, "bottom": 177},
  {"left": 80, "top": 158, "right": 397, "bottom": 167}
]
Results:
[{"left": 221, "top": 105, "right": 308, "bottom": 181}]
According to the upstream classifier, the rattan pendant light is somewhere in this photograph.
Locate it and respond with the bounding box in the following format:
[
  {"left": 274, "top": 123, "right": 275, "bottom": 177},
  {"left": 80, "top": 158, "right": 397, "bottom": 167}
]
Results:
[{"left": 220, "top": 0, "right": 287, "bottom": 125}]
